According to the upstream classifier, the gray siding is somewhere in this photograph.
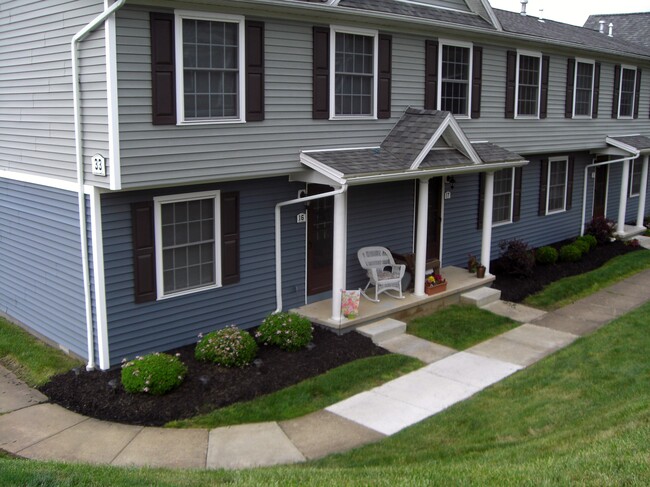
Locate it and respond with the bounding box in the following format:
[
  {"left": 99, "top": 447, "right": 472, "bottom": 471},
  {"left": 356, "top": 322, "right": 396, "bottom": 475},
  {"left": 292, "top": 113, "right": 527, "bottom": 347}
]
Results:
[
  {"left": 0, "top": 0, "right": 111, "bottom": 186},
  {"left": 0, "top": 178, "right": 87, "bottom": 358}
]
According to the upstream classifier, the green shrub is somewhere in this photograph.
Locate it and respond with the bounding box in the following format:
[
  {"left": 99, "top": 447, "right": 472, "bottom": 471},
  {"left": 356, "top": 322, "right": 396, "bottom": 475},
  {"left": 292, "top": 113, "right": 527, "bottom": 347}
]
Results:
[
  {"left": 121, "top": 352, "right": 187, "bottom": 395},
  {"left": 195, "top": 326, "right": 258, "bottom": 367},
  {"left": 572, "top": 238, "right": 590, "bottom": 255},
  {"left": 559, "top": 244, "right": 582, "bottom": 263},
  {"left": 577, "top": 234, "right": 597, "bottom": 251},
  {"left": 535, "top": 246, "right": 558, "bottom": 265},
  {"left": 256, "top": 312, "right": 313, "bottom": 352},
  {"left": 585, "top": 216, "right": 614, "bottom": 245}
]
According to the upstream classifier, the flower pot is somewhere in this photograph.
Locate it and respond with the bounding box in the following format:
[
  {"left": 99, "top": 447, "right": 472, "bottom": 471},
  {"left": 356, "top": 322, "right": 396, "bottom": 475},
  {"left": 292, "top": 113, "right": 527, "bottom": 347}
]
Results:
[
  {"left": 425, "top": 281, "right": 447, "bottom": 295},
  {"left": 476, "top": 266, "right": 486, "bottom": 278}
]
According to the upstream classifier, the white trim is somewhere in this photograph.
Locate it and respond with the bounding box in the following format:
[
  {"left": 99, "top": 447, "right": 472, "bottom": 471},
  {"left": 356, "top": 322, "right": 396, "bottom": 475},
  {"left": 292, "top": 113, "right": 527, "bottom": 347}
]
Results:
[
  {"left": 491, "top": 167, "right": 515, "bottom": 227},
  {"left": 90, "top": 187, "right": 110, "bottom": 370},
  {"left": 153, "top": 190, "right": 222, "bottom": 300},
  {"left": 104, "top": 2, "right": 121, "bottom": 191},
  {"left": 437, "top": 38, "right": 473, "bottom": 118},
  {"left": 0, "top": 170, "right": 93, "bottom": 194},
  {"left": 605, "top": 137, "right": 642, "bottom": 156},
  {"left": 411, "top": 117, "right": 450, "bottom": 169},
  {"left": 572, "top": 58, "right": 595, "bottom": 119},
  {"left": 300, "top": 153, "right": 347, "bottom": 185},
  {"left": 395, "top": 0, "right": 477, "bottom": 14},
  {"left": 617, "top": 65, "right": 637, "bottom": 119},
  {"left": 514, "top": 50, "right": 542, "bottom": 119},
  {"left": 174, "top": 11, "right": 246, "bottom": 125},
  {"left": 329, "top": 25, "right": 379, "bottom": 121},
  {"left": 545, "top": 156, "right": 568, "bottom": 215}
]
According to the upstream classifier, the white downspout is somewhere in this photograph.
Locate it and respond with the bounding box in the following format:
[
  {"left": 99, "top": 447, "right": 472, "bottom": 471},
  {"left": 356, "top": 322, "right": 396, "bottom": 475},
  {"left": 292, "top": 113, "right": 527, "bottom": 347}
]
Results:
[
  {"left": 72, "top": 0, "right": 127, "bottom": 371},
  {"left": 274, "top": 185, "right": 348, "bottom": 313},
  {"left": 580, "top": 153, "right": 639, "bottom": 236},
  {"left": 636, "top": 155, "right": 649, "bottom": 228}
]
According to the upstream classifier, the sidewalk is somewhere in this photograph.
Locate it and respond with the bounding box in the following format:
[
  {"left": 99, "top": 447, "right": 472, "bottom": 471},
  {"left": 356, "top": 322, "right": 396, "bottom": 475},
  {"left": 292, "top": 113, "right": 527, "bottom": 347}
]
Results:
[{"left": 1, "top": 269, "right": 649, "bottom": 470}]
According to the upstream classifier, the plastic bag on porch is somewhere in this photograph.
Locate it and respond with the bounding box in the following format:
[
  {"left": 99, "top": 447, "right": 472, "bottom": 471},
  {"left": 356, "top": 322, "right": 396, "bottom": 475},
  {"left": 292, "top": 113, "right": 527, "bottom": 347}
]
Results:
[{"left": 341, "top": 289, "right": 361, "bottom": 319}]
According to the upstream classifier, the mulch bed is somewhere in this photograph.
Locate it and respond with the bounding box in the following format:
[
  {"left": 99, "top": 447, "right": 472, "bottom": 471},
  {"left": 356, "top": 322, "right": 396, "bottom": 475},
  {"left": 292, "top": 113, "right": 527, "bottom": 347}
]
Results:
[{"left": 39, "top": 328, "right": 387, "bottom": 427}]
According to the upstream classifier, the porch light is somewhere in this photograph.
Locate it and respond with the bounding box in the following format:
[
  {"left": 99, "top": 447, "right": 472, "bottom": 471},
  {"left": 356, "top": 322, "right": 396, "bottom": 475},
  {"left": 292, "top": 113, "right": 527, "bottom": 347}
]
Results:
[{"left": 446, "top": 175, "right": 456, "bottom": 190}]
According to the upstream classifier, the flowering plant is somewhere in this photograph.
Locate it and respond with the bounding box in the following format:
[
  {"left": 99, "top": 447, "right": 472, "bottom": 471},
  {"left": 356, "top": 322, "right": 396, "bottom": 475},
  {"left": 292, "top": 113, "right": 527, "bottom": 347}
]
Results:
[
  {"left": 256, "top": 312, "right": 313, "bottom": 352},
  {"left": 121, "top": 352, "right": 187, "bottom": 395},
  {"left": 195, "top": 325, "right": 258, "bottom": 367},
  {"left": 425, "top": 273, "right": 446, "bottom": 287}
]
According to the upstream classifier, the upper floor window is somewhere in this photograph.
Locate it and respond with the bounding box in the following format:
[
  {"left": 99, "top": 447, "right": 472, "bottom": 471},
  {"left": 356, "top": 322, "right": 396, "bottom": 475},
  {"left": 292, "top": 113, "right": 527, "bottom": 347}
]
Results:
[
  {"left": 516, "top": 51, "right": 542, "bottom": 118},
  {"left": 618, "top": 66, "right": 637, "bottom": 118},
  {"left": 330, "top": 26, "right": 378, "bottom": 119},
  {"left": 438, "top": 40, "right": 472, "bottom": 117},
  {"left": 630, "top": 160, "right": 643, "bottom": 197},
  {"left": 546, "top": 157, "right": 568, "bottom": 214},
  {"left": 573, "top": 60, "right": 594, "bottom": 117},
  {"left": 175, "top": 11, "right": 245, "bottom": 124},
  {"left": 492, "top": 168, "right": 514, "bottom": 225}
]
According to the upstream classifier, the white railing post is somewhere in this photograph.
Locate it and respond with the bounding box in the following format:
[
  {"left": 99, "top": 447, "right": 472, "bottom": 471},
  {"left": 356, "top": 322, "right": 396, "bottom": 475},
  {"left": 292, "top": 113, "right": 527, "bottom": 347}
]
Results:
[
  {"left": 414, "top": 178, "right": 429, "bottom": 296},
  {"left": 617, "top": 159, "right": 630, "bottom": 235},
  {"left": 330, "top": 191, "right": 347, "bottom": 321},
  {"left": 636, "top": 155, "right": 649, "bottom": 228},
  {"left": 481, "top": 171, "right": 495, "bottom": 274}
]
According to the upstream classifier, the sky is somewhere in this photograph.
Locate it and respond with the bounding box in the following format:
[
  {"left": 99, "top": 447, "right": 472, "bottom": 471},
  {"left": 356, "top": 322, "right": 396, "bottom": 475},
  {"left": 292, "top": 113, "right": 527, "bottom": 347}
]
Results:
[{"left": 487, "top": 0, "right": 650, "bottom": 26}]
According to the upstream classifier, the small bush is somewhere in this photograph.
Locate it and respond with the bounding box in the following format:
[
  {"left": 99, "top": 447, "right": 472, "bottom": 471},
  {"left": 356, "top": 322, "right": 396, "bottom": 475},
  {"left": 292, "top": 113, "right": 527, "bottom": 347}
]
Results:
[
  {"left": 585, "top": 216, "right": 614, "bottom": 245},
  {"left": 257, "top": 312, "right": 313, "bottom": 352},
  {"left": 195, "top": 326, "right": 258, "bottom": 367},
  {"left": 572, "top": 238, "right": 590, "bottom": 255},
  {"left": 577, "top": 234, "right": 597, "bottom": 251},
  {"left": 121, "top": 352, "right": 187, "bottom": 395},
  {"left": 498, "top": 238, "right": 535, "bottom": 277},
  {"left": 559, "top": 244, "right": 582, "bottom": 263},
  {"left": 535, "top": 246, "right": 558, "bottom": 265}
]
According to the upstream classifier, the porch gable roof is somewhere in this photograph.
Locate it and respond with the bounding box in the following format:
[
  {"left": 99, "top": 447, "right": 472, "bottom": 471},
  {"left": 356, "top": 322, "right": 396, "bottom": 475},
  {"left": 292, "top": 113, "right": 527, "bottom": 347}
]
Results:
[{"left": 606, "top": 135, "right": 650, "bottom": 155}]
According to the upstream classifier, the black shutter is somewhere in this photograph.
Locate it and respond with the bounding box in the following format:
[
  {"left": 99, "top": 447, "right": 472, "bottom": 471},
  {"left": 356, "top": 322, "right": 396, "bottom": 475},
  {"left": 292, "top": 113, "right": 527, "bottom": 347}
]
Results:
[
  {"left": 471, "top": 46, "right": 482, "bottom": 118},
  {"left": 592, "top": 62, "right": 601, "bottom": 118},
  {"left": 513, "top": 167, "right": 522, "bottom": 222},
  {"left": 633, "top": 68, "right": 642, "bottom": 119},
  {"left": 245, "top": 21, "right": 265, "bottom": 122},
  {"left": 377, "top": 34, "right": 392, "bottom": 119},
  {"left": 540, "top": 55, "right": 550, "bottom": 119},
  {"left": 312, "top": 26, "right": 330, "bottom": 119},
  {"left": 132, "top": 202, "right": 156, "bottom": 303},
  {"left": 150, "top": 12, "right": 176, "bottom": 125},
  {"left": 565, "top": 58, "right": 575, "bottom": 118},
  {"left": 505, "top": 50, "right": 517, "bottom": 118},
  {"left": 566, "top": 156, "right": 575, "bottom": 210},
  {"left": 477, "top": 172, "right": 485, "bottom": 229},
  {"left": 539, "top": 159, "right": 549, "bottom": 216},
  {"left": 424, "top": 40, "right": 438, "bottom": 110},
  {"left": 612, "top": 64, "right": 621, "bottom": 118},
  {"left": 221, "top": 191, "right": 240, "bottom": 285}
]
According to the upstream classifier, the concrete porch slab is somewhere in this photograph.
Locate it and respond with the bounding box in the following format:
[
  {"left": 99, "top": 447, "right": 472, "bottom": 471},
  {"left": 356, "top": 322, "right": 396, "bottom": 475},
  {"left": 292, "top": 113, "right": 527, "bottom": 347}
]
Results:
[
  {"left": 0, "top": 366, "right": 47, "bottom": 414},
  {"left": 207, "top": 422, "right": 305, "bottom": 469},
  {"left": 482, "top": 301, "right": 547, "bottom": 323},
  {"left": 422, "top": 351, "right": 522, "bottom": 389},
  {"left": 379, "top": 334, "right": 456, "bottom": 363}
]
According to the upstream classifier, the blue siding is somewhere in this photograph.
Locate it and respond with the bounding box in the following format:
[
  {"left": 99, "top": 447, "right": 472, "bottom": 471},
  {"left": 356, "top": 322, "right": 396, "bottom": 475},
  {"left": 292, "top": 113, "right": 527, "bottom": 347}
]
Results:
[{"left": 0, "top": 178, "right": 87, "bottom": 358}]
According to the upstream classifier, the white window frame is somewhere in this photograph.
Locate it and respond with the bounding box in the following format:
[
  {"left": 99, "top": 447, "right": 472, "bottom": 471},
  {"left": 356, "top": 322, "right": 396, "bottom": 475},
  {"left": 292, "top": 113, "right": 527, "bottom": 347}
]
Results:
[
  {"left": 617, "top": 65, "right": 637, "bottom": 119},
  {"left": 174, "top": 10, "right": 246, "bottom": 125},
  {"left": 629, "top": 159, "right": 642, "bottom": 197},
  {"left": 515, "top": 49, "right": 542, "bottom": 119},
  {"left": 329, "top": 25, "right": 379, "bottom": 121},
  {"left": 572, "top": 58, "right": 595, "bottom": 119},
  {"left": 491, "top": 167, "right": 515, "bottom": 227},
  {"left": 154, "top": 190, "right": 222, "bottom": 300},
  {"left": 546, "top": 156, "right": 569, "bottom": 215},
  {"left": 437, "top": 38, "right": 473, "bottom": 119}
]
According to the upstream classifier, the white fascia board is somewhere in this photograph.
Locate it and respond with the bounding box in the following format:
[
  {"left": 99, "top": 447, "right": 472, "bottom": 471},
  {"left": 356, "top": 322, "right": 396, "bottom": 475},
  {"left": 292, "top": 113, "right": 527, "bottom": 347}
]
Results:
[
  {"left": 299, "top": 153, "right": 347, "bottom": 185},
  {"left": 447, "top": 116, "right": 482, "bottom": 163},
  {"left": 0, "top": 170, "right": 94, "bottom": 194},
  {"left": 90, "top": 186, "right": 110, "bottom": 370},
  {"left": 410, "top": 116, "right": 450, "bottom": 170},
  {"left": 605, "top": 137, "right": 641, "bottom": 156},
  {"left": 104, "top": 2, "right": 121, "bottom": 191}
]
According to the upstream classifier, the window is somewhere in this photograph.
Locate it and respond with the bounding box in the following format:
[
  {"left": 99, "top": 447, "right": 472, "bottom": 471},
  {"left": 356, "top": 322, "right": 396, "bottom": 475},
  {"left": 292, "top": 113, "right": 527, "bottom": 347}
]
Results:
[
  {"left": 330, "top": 26, "right": 378, "bottom": 118},
  {"left": 573, "top": 60, "right": 594, "bottom": 117},
  {"left": 492, "top": 168, "right": 514, "bottom": 225},
  {"left": 516, "top": 52, "right": 542, "bottom": 117},
  {"left": 438, "top": 40, "right": 472, "bottom": 117},
  {"left": 154, "top": 191, "right": 221, "bottom": 298},
  {"left": 175, "top": 11, "right": 245, "bottom": 124},
  {"left": 630, "top": 160, "right": 643, "bottom": 197},
  {"left": 546, "top": 157, "right": 568, "bottom": 214},
  {"left": 618, "top": 66, "right": 637, "bottom": 118}
]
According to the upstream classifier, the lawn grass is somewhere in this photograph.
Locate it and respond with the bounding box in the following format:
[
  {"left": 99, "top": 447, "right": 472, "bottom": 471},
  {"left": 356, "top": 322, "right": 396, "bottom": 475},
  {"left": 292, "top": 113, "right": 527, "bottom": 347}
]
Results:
[
  {"left": 0, "top": 316, "right": 82, "bottom": 387},
  {"left": 406, "top": 304, "right": 518, "bottom": 350},
  {"left": 525, "top": 248, "right": 650, "bottom": 310},
  {"left": 2, "top": 302, "right": 649, "bottom": 485},
  {"left": 167, "top": 354, "right": 422, "bottom": 429}
]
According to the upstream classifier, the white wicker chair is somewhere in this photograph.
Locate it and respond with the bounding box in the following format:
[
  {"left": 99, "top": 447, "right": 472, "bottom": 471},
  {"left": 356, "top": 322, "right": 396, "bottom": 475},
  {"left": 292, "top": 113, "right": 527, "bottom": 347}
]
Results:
[{"left": 357, "top": 246, "right": 406, "bottom": 302}]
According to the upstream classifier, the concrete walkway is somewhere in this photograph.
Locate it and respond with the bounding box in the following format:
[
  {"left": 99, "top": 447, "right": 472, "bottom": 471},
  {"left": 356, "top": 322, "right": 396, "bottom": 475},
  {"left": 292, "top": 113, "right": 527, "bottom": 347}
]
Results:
[{"left": 1, "top": 269, "right": 649, "bottom": 470}]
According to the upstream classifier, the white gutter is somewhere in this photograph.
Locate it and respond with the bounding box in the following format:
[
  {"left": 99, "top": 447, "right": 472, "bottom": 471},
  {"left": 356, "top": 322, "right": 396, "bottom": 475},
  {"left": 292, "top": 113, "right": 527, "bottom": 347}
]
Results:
[
  {"left": 580, "top": 153, "right": 639, "bottom": 236},
  {"left": 274, "top": 185, "right": 348, "bottom": 313},
  {"left": 72, "top": 0, "right": 127, "bottom": 371}
]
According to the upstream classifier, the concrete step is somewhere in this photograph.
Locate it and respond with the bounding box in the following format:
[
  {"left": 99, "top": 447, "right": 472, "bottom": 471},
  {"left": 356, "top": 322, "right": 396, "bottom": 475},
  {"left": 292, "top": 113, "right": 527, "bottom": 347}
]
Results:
[
  {"left": 356, "top": 318, "right": 406, "bottom": 344},
  {"left": 380, "top": 334, "right": 456, "bottom": 364},
  {"left": 460, "top": 287, "right": 501, "bottom": 307}
]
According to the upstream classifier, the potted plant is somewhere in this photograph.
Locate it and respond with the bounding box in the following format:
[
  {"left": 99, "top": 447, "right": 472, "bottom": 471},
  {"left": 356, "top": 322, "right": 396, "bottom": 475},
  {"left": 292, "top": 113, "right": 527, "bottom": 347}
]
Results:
[
  {"left": 467, "top": 253, "right": 478, "bottom": 273},
  {"left": 424, "top": 273, "right": 447, "bottom": 295},
  {"left": 476, "top": 264, "right": 486, "bottom": 278}
]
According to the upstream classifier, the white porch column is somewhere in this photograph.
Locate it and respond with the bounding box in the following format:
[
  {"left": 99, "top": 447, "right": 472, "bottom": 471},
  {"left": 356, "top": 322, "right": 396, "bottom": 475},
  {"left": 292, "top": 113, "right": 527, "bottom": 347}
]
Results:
[
  {"left": 330, "top": 190, "right": 347, "bottom": 321},
  {"left": 414, "top": 178, "right": 429, "bottom": 297},
  {"left": 636, "top": 155, "right": 649, "bottom": 228},
  {"left": 481, "top": 171, "right": 495, "bottom": 274},
  {"left": 617, "top": 159, "right": 631, "bottom": 234}
]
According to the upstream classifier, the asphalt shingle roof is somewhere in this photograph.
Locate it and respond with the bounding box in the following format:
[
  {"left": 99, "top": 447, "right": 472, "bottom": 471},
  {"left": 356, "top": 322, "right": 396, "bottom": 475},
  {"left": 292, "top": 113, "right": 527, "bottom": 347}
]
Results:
[
  {"left": 584, "top": 13, "right": 650, "bottom": 51},
  {"left": 382, "top": 108, "right": 448, "bottom": 163},
  {"left": 608, "top": 135, "right": 650, "bottom": 152}
]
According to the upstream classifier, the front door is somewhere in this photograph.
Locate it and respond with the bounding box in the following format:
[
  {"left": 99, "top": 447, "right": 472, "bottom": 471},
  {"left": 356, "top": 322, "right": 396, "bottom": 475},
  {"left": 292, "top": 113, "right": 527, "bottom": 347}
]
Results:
[
  {"left": 307, "top": 184, "right": 334, "bottom": 295},
  {"left": 593, "top": 164, "right": 609, "bottom": 218},
  {"left": 426, "top": 177, "right": 443, "bottom": 261}
]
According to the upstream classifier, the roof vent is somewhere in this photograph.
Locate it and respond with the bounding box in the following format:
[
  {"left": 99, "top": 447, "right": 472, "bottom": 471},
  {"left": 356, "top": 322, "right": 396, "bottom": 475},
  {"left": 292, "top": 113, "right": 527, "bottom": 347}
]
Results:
[
  {"left": 520, "top": 0, "right": 527, "bottom": 16},
  {"left": 538, "top": 9, "right": 544, "bottom": 22},
  {"left": 599, "top": 20, "right": 605, "bottom": 34},
  {"left": 608, "top": 22, "right": 613, "bottom": 37}
]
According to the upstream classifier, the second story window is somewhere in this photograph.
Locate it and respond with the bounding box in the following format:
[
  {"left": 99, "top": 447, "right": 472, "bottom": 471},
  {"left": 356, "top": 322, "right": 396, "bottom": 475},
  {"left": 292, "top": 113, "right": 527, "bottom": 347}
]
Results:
[
  {"left": 573, "top": 61, "right": 594, "bottom": 117},
  {"left": 618, "top": 66, "right": 637, "bottom": 118},
  {"left": 439, "top": 40, "right": 472, "bottom": 117},
  {"left": 331, "top": 27, "right": 378, "bottom": 118},
  {"left": 516, "top": 52, "right": 541, "bottom": 117},
  {"left": 175, "top": 12, "right": 245, "bottom": 124}
]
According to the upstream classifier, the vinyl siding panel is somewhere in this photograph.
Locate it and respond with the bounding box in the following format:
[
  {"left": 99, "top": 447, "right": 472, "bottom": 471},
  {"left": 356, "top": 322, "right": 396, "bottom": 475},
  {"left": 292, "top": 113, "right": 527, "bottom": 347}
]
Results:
[
  {"left": 0, "top": 178, "right": 87, "bottom": 358},
  {"left": 0, "top": 0, "right": 111, "bottom": 186}
]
